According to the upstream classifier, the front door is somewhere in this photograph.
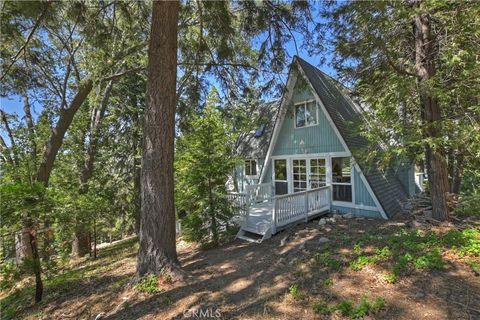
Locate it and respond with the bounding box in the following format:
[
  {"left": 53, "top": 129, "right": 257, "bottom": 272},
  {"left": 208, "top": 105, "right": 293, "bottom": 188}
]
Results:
[
  {"left": 291, "top": 158, "right": 326, "bottom": 192},
  {"left": 273, "top": 159, "right": 288, "bottom": 195}
]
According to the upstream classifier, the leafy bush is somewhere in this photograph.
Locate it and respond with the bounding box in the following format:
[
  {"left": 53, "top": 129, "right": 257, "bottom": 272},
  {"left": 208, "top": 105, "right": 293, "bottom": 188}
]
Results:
[
  {"left": 311, "top": 300, "right": 330, "bottom": 315},
  {"left": 323, "top": 278, "right": 334, "bottom": 286},
  {"left": 468, "top": 260, "right": 480, "bottom": 276},
  {"left": 0, "top": 261, "right": 23, "bottom": 291},
  {"left": 335, "top": 300, "right": 354, "bottom": 316},
  {"left": 134, "top": 274, "right": 163, "bottom": 294},
  {"left": 313, "top": 252, "right": 342, "bottom": 269},
  {"left": 413, "top": 249, "right": 444, "bottom": 269},
  {"left": 350, "top": 255, "right": 376, "bottom": 271},
  {"left": 454, "top": 192, "right": 480, "bottom": 216},
  {"left": 288, "top": 283, "right": 306, "bottom": 300},
  {"left": 312, "top": 297, "right": 386, "bottom": 318},
  {"left": 383, "top": 272, "right": 397, "bottom": 284}
]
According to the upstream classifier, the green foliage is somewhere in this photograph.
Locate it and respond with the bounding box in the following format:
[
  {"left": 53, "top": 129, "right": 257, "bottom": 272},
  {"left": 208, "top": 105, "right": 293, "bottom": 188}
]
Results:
[
  {"left": 312, "top": 297, "right": 386, "bottom": 318},
  {"left": 324, "top": 0, "right": 480, "bottom": 193},
  {"left": 383, "top": 272, "right": 397, "bottom": 284},
  {"left": 0, "top": 262, "right": 23, "bottom": 291},
  {"left": 348, "top": 228, "right": 480, "bottom": 280},
  {"left": 176, "top": 88, "right": 238, "bottom": 246},
  {"left": 312, "top": 251, "right": 342, "bottom": 270},
  {"left": 413, "top": 249, "right": 445, "bottom": 270},
  {"left": 335, "top": 300, "right": 354, "bottom": 317},
  {"left": 134, "top": 274, "right": 163, "bottom": 294},
  {"left": 0, "top": 182, "right": 49, "bottom": 228},
  {"left": 322, "top": 278, "right": 333, "bottom": 286},
  {"left": 350, "top": 255, "right": 376, "bottom": 271},
  {"left": 311, "top": 300, "right": 331, "bottom": 315},
  {"left": 455, "top": 192, "right": 480, "bottom": 217},
  {"left": 288, "top": 283, "right": 306, "bottom": 301},
  {"left": 468, "top": 260, "right": 480, "bottom": 276}
]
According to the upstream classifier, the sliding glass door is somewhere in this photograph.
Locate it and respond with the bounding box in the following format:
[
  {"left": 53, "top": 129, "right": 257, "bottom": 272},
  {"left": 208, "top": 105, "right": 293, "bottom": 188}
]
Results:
[
  {"left": 292, "top": 159, "right": 307, "bottom": 192},
  {"left": 309, "top": 158, "right": 326, "bottom": 189}
]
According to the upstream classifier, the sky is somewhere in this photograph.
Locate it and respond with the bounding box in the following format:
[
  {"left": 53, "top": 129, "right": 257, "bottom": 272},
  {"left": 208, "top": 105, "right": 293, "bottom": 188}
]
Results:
[{"left": 1, "top": 6, "right": 337, "bottom": 127}]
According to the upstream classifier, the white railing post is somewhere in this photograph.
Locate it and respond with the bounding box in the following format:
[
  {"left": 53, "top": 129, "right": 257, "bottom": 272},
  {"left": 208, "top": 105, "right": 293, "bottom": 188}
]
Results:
[
  {"left": 304, "top": 191, "right": 308, "bottom": 222},
  {"left": 271, "top": 198, "right": 277, "bottom": 234}
]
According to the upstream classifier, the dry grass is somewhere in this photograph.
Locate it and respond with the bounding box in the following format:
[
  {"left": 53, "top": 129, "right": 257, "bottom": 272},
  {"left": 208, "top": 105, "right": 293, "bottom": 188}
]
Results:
[{"left": 2, "top": 215, "right": 479, "bottom": 320}]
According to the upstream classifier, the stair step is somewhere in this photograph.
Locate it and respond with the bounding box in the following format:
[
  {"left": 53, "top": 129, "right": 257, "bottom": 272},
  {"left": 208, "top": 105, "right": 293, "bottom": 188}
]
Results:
[
  {"left": 242, "top": 226, "right": 267, "bottom": 235},
  {"left": 237, "top": 234, "right": 262, "bottom": 243}
]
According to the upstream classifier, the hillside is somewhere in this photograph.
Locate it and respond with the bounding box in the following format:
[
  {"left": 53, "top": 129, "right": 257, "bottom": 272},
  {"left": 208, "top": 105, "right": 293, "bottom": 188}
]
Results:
[{"left": 2, "top": 214, "right": 479, "bottom": 320}]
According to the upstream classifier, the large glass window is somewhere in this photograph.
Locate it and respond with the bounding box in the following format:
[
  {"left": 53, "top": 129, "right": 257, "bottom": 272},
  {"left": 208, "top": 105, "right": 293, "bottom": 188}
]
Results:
[
  {"left": 295, "top": 101, "right": 317, "bottom": 128},
  {"left": 292, "top": 159, "right": 307, "bottom": 192},
  {"left": 274, "top": 159, "right": 288, "bottom": 195},
  {"left": 245, "top": 159, "right": 257, "bottom": 176},
  {"left": 310, "top": 159, "right": 326, "bottom": 188},
  {"left": 332, "top": 157, "right": 352, "bottom": 202}
]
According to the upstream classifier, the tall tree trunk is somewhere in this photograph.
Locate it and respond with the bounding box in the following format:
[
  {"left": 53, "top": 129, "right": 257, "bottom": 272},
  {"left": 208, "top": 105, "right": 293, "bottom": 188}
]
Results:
[
  {"left": 28, "top": 227, "right": 43, "bottom": 303},
  {"left": 71, "top": 81, "right": 113, "bottom": 257},
  {"left": 36, "top": 79, "right": 94, "bottom": 184},
  {"left": 71, "top": 227, "right": 90, "bottom": 257},
  {"left": 23, "top": 93, "right": 37, "bottom": 180},
  {"left": 414, "top": 12, "right": 450, "bottom": 221},
  {"left": 136, "top": 0, "right": 184, "bottom": 280},
  {"left": 208, "top": 180, "right": 219, "bottom": 246},
  {"left": 132, "top": 95, "right": 142, "bottom": 235},
  {"left": 15, "top": 228, "right": 33, "bottom": 263}
]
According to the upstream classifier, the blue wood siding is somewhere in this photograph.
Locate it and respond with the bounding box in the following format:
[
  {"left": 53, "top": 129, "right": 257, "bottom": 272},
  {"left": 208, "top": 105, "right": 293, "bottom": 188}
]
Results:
[
  {"left": 331, "top": 205, "right": 382, "bottom": 219},
  {"left": 353, "top": 167, "right": 376, "bottom": 207},
  {"left": 394, "top": 163, "right": 415, "bottom": 196},
  {"left": 235, "top": 159, "right": 264, "bottom": 192},
  {"left": 263, "top": 162, "right": 272, "bottom": 183},
  {"left": 272, "top": 79, "right": 345, "bottom": 156}
]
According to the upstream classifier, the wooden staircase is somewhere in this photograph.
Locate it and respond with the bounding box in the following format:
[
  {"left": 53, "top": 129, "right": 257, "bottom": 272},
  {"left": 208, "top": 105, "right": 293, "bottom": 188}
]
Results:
[
  {"left": 235, "top": 227, "right": 272, "bottom": 243},
  {"left": 229, "top": 184, "right": 331, "bottom": 244}
]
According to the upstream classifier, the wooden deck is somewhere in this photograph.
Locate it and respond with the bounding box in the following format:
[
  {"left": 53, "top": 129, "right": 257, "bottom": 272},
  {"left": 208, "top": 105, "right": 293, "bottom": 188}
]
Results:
[{"left": 228, "top": 184, "right": 331, "bottom": 243}]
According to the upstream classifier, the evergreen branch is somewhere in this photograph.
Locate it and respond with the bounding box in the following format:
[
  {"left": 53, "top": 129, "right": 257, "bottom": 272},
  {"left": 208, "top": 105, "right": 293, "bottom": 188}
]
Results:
[{"left": 0, "top": 2, "right": 51, "bottom": 82}]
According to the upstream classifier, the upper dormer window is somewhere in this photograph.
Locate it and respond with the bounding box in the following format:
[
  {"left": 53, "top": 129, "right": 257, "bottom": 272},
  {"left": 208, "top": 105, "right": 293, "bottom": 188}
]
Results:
[
  {"left": 245, "top": 159, "right": 257, "bottom": 176},
  {"left": 295, "top": 101, "right": 317, "bottom": 128}
]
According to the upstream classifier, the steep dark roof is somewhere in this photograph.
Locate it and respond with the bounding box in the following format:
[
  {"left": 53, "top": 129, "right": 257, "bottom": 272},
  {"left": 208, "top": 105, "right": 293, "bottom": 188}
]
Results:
[
  {"left": 237, "top": 101, "right": 280, "bottom": 160},
  {"left": 295, "top": 57, "right": 407, "bottom": 218}
]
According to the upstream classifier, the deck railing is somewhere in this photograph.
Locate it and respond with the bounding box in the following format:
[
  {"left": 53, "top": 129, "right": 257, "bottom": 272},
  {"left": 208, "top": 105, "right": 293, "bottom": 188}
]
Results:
[
  {"left": 226, "top": 192, "right": 249, "bottom": 220},
  {"left": 228, "top": 183, "right": 331, "bottom": 234},
  {"left": 245, "top": 183, "right": 272, "bottom": 204},
  {"left": 271, "top": 186, "right": 330, "bottom": 233}
]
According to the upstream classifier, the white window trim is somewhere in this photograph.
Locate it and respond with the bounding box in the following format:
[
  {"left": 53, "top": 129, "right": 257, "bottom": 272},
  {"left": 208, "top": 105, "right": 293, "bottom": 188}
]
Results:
[
  {"left": 331, "top": 156, "right": 353, "bottom": 203},
  {"left": 294, "top": 99, "right": 318, "bottom": 129},
  {"left": 244, "top": 159, "right": 259, "bottom": 178}
]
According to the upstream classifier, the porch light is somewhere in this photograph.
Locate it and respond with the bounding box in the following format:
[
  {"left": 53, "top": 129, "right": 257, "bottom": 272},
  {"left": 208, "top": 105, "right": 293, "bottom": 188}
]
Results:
[{"left": 299, "top": 139, "right": 305, "bottom": 153}]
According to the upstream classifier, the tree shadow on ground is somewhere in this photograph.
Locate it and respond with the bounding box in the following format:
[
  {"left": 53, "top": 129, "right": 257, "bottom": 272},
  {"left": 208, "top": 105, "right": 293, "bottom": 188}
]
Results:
[{"left": 104, "top": 218, "right": 480, "bottom": 320}]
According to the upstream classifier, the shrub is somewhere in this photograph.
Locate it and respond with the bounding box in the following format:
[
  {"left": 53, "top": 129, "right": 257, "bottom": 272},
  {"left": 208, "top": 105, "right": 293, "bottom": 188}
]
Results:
[
  {"left": 413, "top": 249, "right": 444, "bottom": 270},
  {"left": 134, "top": 274, "right": 163, "bottom": 294},
  {"left": 350, "top": 255, "right": 376, "bottom": 271},
  {"left": 312, "top": 297, "right": 386, "bottom": 318},
  {"left": 311, "top": 300, "right": 331, "bottom": 315},
  {"left": 383, "top": 272, "right": 397, "bottom": 283},
  {"left": 288, "top": 283, "right": 306, "bottom": 300},
  {"left": 334, "top": 300, "right": 354, "bottom": 316},
  {"left": 323, "top": 278, "right": 334, "bottom": 286},
  {"left": 454, "top": 192, "right": 480, "bottom": 216},
  {"left": 313, "top": 252, "right": 342, "bottom": 270}
]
